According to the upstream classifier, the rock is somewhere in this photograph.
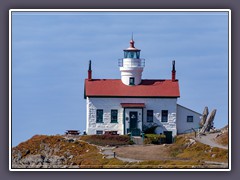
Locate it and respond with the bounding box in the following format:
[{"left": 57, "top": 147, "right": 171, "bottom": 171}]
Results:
[
  {"left": 211, "top": 154, "right": 216, "bottom": 158},
  {"left": 42, "top": 164, "right": 50, "bottom": 168},
  {"left": 17, "top": 151, "right": 22, "bottom": 161},
  {"left": 40, "top": 155, "right": 45, "bottom": 160},
  {"left": 186, "top": 139, "right": 196, "bottom": 147},
  {"left": 71, "top": 165, "right": 79, "bottom": 168},
  {"left": 60, "top": 156, "right": 65, "bottom": 161},
  {"left": 43, "top": 145, "right": 51, "bottom": 154},
  {"left": 209, "top": 129, "right": 214, "bottom": 133},
  {"left": 12, "top": 153, "right": 69, "bottom": 168},
  {"left": 44, "top": 157, "right": 51, "bottom": 163},
  {"left": 65, "top": 151, "right": 71, "bottom": 157},
  {"left": 20, "top": 155, "right": 44, "bottom": 165}
]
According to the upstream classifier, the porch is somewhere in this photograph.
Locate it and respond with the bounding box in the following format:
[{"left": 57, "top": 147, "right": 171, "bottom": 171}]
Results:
[{"left": 121, "top": 103, "right": 145, "bottom": 136}]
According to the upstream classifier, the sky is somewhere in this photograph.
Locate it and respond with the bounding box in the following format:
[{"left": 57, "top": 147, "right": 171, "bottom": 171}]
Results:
[{"left": 11, "top": 10, "right": 229, "bottom": 147}]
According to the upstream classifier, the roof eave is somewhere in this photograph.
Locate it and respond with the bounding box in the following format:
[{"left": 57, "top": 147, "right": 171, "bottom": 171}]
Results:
[{"left": 85, "top": 95, "right": 180, "bottom": 98}]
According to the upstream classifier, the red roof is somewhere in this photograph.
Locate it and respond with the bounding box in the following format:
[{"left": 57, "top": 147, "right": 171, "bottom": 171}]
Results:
[{"left": 84, "top": 79, "right": 180, "bottom": 98}]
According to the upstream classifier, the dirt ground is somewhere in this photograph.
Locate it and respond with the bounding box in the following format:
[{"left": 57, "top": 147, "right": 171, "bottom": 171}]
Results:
[
  {"left": 195, "top": 133, "right": 228, "bottom": 150},
  {"left": 114, "top": 132, "right": 228, "bottom": 162},
  {"left": 114, "top": 144, "right": 184, "bottom": 161}
]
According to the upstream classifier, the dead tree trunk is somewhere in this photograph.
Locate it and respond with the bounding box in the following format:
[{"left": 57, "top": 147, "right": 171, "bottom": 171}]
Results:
[
  {"left": 199, "top": 109, "right": 217, "bottom": 134},
  {"left": 205, "top": 109, "right": 216, "bottom": 131},
  {"left": 199, "top": 106, "right": 209, "bottom": 128}
]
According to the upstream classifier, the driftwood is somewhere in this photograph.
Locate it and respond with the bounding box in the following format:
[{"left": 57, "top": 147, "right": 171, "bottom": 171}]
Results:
[
  {"left": 205, "top": 109, "right": 216, "bottom": 131},
  {"left": 199, "top": 108, "right": 217, "bottom": 134},
  {"left": 199, "top": 106, "right": 209, "bottom": 127}
]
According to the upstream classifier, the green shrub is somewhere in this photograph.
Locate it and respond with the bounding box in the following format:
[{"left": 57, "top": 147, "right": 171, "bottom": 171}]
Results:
[
  {"left": 129, "top": 140, "right": 135, "bottom": 145},
  {"left": 144, "top": 134, "right": 166, "bottom": 145},
  {"left": 80, "top": 135, "right": 132, "bottom": 146},
  {"left": 143, "top": 126, "right": 158, "bottom": 134}
]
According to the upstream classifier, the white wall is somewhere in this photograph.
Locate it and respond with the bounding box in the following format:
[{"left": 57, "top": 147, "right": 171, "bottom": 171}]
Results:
[
  {"left": 142, "top": 99, "right": 177, "bottom": 136},
  {"left": 176, "top": 104, "right": 202, "bottom": 134},
  {"left": 86, "top": 97, "right": 178, "bottom": 136},
  {"left": 86, "top": 97, "right": 124, "bottom": 135}
]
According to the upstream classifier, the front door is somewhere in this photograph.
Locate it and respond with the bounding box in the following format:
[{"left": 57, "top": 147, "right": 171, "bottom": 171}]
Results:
[{"left": 129, "top": 111, "right": 140, "bottom": 136}]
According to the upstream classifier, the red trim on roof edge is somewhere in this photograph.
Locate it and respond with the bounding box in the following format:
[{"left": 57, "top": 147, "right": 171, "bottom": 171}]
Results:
[{"left": 121, "top": 103, "right": 145, "bottom": 108}]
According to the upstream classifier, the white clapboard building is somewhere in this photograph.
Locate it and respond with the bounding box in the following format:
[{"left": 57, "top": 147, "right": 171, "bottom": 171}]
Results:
[{"left": 84, "top": 38, "right": 201, "bottom": 142}]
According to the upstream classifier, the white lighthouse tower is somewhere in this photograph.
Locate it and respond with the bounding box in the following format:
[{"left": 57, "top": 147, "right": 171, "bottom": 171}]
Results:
[{"left": 119, "top": 37, "right": 145, "bottom": 85}]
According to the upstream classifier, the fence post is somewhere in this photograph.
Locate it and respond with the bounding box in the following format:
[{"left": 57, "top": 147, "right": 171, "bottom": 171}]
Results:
[
  {"left": 141, "top": 132, "right": 145, "bottom": 143},
  {"left": 192, "top": 128, "right": 196, "bottom": 138}
]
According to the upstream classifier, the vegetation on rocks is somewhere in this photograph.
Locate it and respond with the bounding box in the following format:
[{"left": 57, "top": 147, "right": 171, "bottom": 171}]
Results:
[
  {"left": 12, "top": 130, "right": 229, "bottom": 169},
  {"left": 215, "top": 133, "right": 228, "bottom": 146},
  {"left": 12, "top": 135, "right": 126, "bottom": 168},
  {"left": 168, "top": 134, "right": 228, "bottom": 162},
  {"left": 215, "top": 126, "right": 229, "bottom": 146}
]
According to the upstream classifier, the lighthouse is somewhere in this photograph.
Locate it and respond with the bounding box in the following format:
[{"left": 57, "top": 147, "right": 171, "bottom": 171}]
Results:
[
  {"left": 118, "top": 37, "right": 145, "bottom": 85},
  {"left": 85, "top": 36, "right": 202, "bottom": 139}
]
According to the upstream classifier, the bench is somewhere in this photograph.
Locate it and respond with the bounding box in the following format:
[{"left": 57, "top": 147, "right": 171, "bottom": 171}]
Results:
[
  {"left": 65, "top": 130, "right": 80, "bottom": 135},
  {"left": 104, "top": 131, "right": 118, "bottom": 135}
]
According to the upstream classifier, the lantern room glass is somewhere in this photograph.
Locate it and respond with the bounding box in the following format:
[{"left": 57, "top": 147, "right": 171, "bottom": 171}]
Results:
[{"left": 124, "top": 51, "right": 140, "bottom": 58}]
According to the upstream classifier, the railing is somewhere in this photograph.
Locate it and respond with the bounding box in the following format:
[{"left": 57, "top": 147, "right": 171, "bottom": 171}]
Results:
[
  {"left": 182, "top": 127, "right": 200, "bottom": 134},
  {"left": 127, "top": 128, "right": 141, "bottom": 136},
  {"left": 118, "top": 58, "right": 145, "bottom": 68}
]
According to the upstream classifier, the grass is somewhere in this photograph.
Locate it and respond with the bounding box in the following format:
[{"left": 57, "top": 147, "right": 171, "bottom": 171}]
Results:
[
  {"left": 12, "top": 132, "right": 228, "bottom": 168},
  {"left": 215, "top": 133, "right": 228, "bottom": 146},
  {"left": 168, "top": 134, "right": 228, "bottom": 162},
  {"left": 12, "top": 134, "right": 127, "bottom": 168}
]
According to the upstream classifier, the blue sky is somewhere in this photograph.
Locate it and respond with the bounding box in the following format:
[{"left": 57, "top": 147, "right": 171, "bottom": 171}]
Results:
[{"left": 11, "top": 11, "right": 229, "bottom": 147}]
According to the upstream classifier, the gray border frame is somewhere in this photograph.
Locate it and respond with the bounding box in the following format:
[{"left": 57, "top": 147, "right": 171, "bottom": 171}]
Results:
[
  {"left": 1, "top": 0, "right": 239, "bottom": 179},
  {"left": 9, "top": 8, "right": 231, "bottom": 172}
]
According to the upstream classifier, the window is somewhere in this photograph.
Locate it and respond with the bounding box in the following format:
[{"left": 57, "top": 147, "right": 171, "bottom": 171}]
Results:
[
  {"left": 136, "top": 51, "right": 140, "bottom": 58},
  {"left": 111, "top": 110, "right": 118, "bottom": 123},
  {"left": 161, "top": 110, "right": 168, "bottom": 122},
  {"left": 96, "top": 109, "right": 103, "bottom": 123},
  {"left": 129, "top": 77, "right": 135, "bottom": 85},
  {"left": 96, "top": 130, "right": 103, "bottom": 135},
  {"left": 124, "top": 51, "right": 140, "bottom": 58},
  {"left": 147, "top": 110, "right": 154, "bottom": 122},
  {"left": 187, "top": 116, "right": 194, "bottom": 122}
]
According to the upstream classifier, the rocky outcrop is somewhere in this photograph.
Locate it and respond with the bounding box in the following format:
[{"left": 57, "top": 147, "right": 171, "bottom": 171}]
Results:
[
  {"left": 12, "top": 153, "right": 79, "bottom": 168},
  {"left": 11, "top": 135, "right": 87, "bottom": 168}
]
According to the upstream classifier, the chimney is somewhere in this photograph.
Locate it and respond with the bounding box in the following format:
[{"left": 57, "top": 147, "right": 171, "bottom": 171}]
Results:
[
  {"left": 172, "top": 60, "right": 176, "bottom": 81},
  {"left": 88, "top": 60, "right": 92, "bottom": 81}
]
